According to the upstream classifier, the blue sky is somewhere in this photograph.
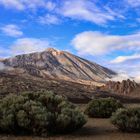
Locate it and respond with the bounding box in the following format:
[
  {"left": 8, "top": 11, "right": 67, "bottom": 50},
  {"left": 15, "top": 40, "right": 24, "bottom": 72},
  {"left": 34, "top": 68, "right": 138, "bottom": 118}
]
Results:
[{"left": 0, "top": 0, "right": 140, "bottom": 79}]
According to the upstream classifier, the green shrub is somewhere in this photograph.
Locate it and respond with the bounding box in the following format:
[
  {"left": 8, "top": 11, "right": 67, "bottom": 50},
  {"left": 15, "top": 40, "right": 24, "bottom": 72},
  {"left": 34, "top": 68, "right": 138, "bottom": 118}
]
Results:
[
  {"left": 111, "top": 107, "right": 140, "bottom": 132},
  {"left": 85, "top": 97, "right": 123, "bottom": 118},
  {"left": 0, "top": 91, "right": 86, "bottom": 136}
]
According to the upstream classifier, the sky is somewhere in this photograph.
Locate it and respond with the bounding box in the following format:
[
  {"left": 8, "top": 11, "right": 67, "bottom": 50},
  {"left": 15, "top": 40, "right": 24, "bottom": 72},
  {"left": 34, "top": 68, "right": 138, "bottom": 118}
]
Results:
[{"left": 0, "top": 0, "right": 140, "bottom": 79}]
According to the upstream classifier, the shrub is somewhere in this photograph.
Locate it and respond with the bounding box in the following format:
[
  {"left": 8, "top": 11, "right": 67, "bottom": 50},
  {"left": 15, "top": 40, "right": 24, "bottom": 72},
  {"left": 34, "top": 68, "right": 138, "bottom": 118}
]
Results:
[
  {"left": 111, "top": 107, "right": 140, "bottom": 132},
  {"left": 85, "top": 97, "right": 123, "bottom": 118},
  {"left": 0, "top": 91, "right": 86, "bottom": 136}
]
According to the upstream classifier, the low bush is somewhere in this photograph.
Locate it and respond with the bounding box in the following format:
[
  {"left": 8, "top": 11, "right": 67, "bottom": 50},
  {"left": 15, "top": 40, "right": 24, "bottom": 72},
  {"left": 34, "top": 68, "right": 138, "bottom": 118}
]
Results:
[
  {"left": 111, "top": 107, "right": 140, "bottom": 132},
  {"left": 0, "top": 91, "right": 86, "bottom": 136},
  {"left": 85, "top": 97, "right": 123, "bottom": 118}
]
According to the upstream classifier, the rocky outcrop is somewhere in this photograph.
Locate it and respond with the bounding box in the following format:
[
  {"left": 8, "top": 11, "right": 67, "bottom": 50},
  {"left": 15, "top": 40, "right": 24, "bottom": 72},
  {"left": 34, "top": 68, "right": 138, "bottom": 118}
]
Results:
[
  {"left": 102, "top": 79, "right": 140, "bottom": 95},
  {"left": 1, "top": 48, "right": 116, "bottom": 85}
]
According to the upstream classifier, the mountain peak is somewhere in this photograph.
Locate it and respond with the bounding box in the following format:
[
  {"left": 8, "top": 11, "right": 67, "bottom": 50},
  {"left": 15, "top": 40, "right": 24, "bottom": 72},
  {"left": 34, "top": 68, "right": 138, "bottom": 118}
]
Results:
[
  {"left": 46, "top": 48, "right": 59, "bottom": 52},
  {"left": 1, "top": 49, "right": 116, "bottom": 85},
  {"left": 46, "top": 48, "right": 65, "bottom": 56}
]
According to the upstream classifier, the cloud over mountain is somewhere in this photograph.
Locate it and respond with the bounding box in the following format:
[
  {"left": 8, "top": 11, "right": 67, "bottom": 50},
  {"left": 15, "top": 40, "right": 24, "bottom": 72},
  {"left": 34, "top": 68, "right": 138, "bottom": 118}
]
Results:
[
  {"left": 72, "top": 31, "right": 140, "bottom": 55},
  {"left": 111, "top": 54, "right": 140, "bottom": 64},
  {"left": 72, "top": 31, "right": 140, "bottom": 79},
  {"left": 10, "top": 38, "right": 53, "bottom": 55},
  {"left": 0, "top": 38, "right": 53, "bottom": 57}
]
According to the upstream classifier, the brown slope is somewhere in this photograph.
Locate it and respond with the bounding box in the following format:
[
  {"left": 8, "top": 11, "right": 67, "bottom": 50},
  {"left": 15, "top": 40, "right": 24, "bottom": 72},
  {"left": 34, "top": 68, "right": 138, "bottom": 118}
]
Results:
[{"left": 0, "top": 71, "right": 140, "bottom": 103}]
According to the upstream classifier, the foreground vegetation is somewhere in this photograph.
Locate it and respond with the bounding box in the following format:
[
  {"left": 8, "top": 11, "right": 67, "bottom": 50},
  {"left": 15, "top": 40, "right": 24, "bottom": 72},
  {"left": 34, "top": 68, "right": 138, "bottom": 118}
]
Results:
[
  {"left": 0, "top": 91, "right": 140, "bottom": 139},
  {"left": 0, "top": 91, "right": 86, "bottom": 136},
  {"left": 85, "top": 97, "right": 140, "bottom": 133},
  {"left": 111, "top": 107, "right": 140, "bottom": 132},
  {"left": 85, "top": 98, "right": 123, "bottom": 118}
]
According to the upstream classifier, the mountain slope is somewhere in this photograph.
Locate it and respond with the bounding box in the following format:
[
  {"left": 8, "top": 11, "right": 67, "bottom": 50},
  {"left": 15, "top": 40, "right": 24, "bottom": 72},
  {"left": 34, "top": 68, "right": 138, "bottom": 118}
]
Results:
[
  {"left": 1, "top": 48, "right": 116, "bottom": 85},
  {"left": 1, "top": 49, "right": 140, "bottom": 102}
]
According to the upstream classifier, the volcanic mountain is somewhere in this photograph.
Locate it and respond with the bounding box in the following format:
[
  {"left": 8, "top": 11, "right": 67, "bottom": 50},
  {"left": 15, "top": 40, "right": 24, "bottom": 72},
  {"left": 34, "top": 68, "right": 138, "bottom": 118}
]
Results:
[
  {"left": 1, "top": 48, "right": 140, "bottom": 102},
  {"left": 1, "top": 48, "right": 116, "bottom": 85}
]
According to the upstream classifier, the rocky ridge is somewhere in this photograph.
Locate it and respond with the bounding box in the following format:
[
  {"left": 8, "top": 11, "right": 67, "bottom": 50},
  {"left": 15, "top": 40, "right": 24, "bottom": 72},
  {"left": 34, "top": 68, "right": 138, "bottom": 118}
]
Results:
[{"left": 101, "top": 79, "right": 140, "bottom": 96}]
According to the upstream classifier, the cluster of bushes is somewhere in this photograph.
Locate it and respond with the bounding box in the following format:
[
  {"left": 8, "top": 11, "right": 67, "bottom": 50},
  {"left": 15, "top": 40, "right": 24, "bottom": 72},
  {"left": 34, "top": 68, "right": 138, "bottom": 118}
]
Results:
[
  {"left": 111, "top": 108, "right": 140, "bottom": 132},
  {"left": 0, "top": 91, "right": 139, "bottom": 136},
  {"left": 0, "top": 91, "right": 86, "bottom": 136},
  {"left": 85, "top": 97, "right": 140, "bottom": 133},
  {"left": 85, "top": 97, "right": 123, "bottom": 118}
]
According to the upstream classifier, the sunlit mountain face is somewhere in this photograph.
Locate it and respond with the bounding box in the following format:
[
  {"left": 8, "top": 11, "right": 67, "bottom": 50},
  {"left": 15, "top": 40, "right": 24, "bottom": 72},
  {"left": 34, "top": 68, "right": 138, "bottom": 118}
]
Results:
[
  {"left": 0, "top": 48, "right": 116, "bottom": 85},
  {"left": 0, "top": 0, "right": 140, "bottom": 81}
]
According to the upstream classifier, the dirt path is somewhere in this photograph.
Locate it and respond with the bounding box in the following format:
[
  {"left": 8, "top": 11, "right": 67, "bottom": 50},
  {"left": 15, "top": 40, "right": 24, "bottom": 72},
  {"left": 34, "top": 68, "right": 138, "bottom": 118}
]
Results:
[{"left": 1, "top": 118, "right": 140, "bottom": 140}]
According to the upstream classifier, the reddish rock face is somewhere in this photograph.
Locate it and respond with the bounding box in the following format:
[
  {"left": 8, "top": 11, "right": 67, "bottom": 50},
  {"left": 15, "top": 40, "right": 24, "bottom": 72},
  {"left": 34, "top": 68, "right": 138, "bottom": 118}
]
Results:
[{"left": 102, "top": 79, "right": 140, "bottom": 96}]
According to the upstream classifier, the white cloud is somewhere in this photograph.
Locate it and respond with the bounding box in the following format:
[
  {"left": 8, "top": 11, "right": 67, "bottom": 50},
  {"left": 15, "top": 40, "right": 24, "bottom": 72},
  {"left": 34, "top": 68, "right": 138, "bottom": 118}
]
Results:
[
  {"left": 72, "top": 31, "right": 140, "bottom": 55},
  {"left": 9, "top": 38, "right": 52, "bottom": 55},
  {"left": 106, "top": 73, "right": 140, "bottom": 83},
  {"left": 106, "top": 72, "right": 140, "bottom": 83},
  {"left": 0, "top": 38, "right": 53, "bottom": 58},
  {"left": 0, "top": 62, "right": 6, "bottom": 70},
  {"left": 0, "top": 0, "right": 125, "bottom": 25},
  {"left": 111, "top": 54, "right": 140, "bottom": 63},
  {"left": 45, "top": 1, "right": 56, "bottom": 11},
  {"left": 106, "top": 70, "right": 140, "bottom": 83},
  {"left": 39, "top": 14, "right": 60, "bottom": 25},
  {"left": 57, "top": 0, "right": 123, "bottom": 25},
  {"left": 1, "top": 24, "right": 23, "bottom": 37},
  {"left": 72, "top": 31, "right": 140, "bottom": 80},
  {"left": 0, "top": 0, "right": 54, "bottom": 11},
  {"left": 125, "top": 0, "right": 140, "bottom": 7},
  {"left": 134, "top": 75, "right": 140, "bottom": 83},
  {"left": 0, "top": 0, "right": 24, "bottom": 10},
  {"left": 0, "top": 62, "right": 13, "bottom": 71},
  {"left": 106, "top": 73, "right": 131, "bottom": 82}
]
